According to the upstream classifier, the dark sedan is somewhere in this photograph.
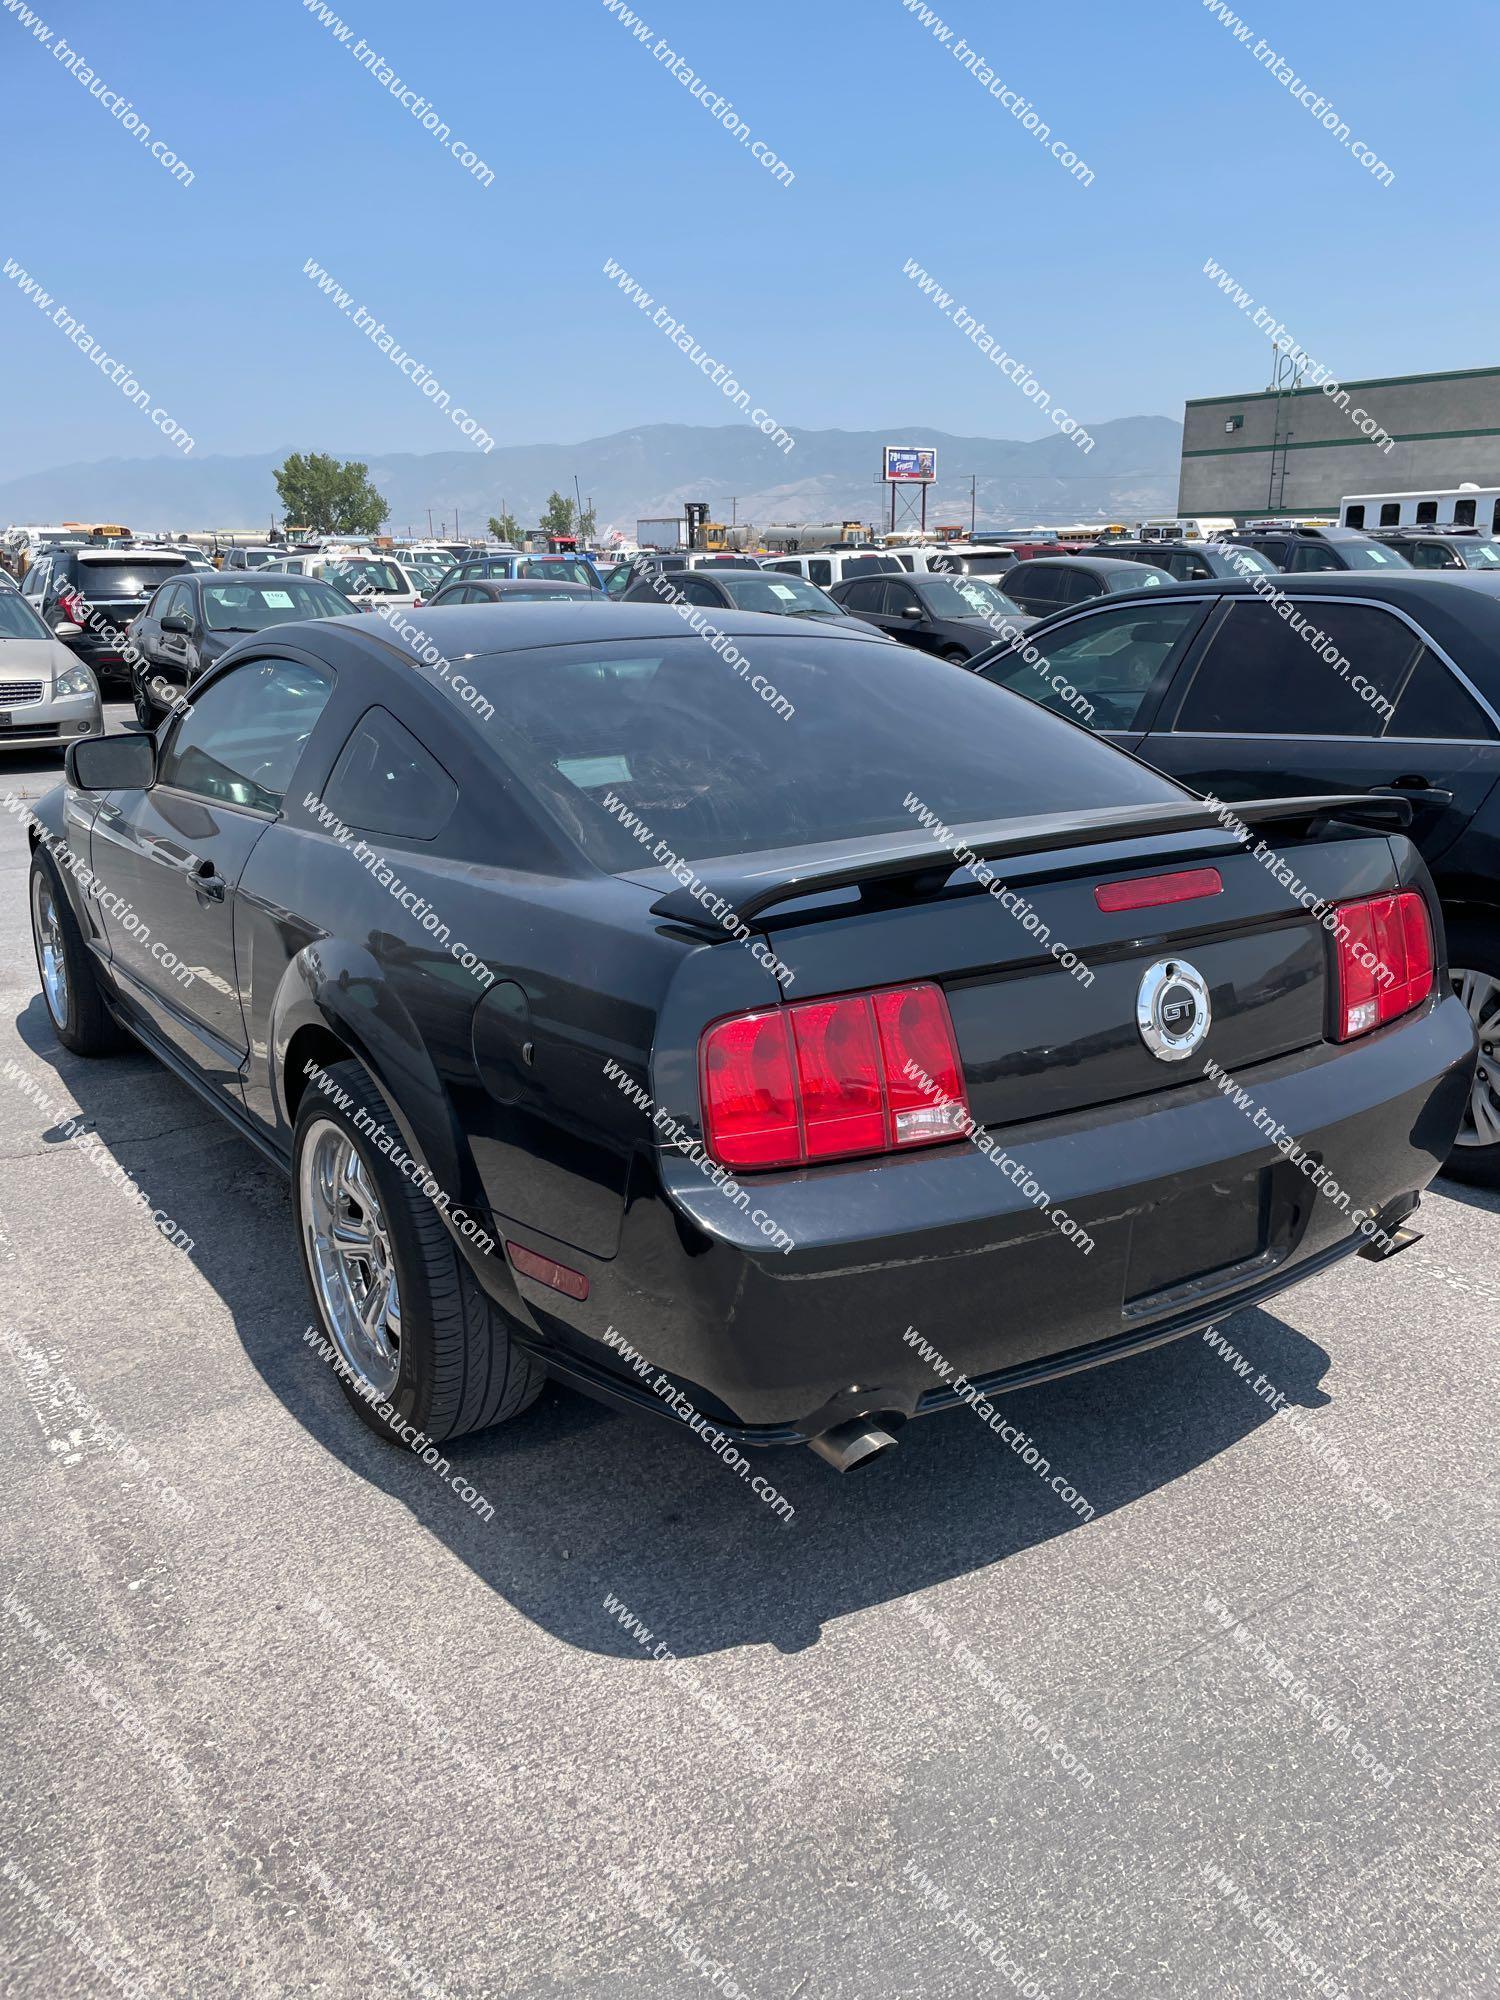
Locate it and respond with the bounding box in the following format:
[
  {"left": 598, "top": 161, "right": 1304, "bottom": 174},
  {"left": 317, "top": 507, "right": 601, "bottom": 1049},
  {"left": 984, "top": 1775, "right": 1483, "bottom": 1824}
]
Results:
[
  {"left": 27, "top": 604, "right": 1472, "bottom": 1468},
  {"left": 1226, "top": 525, "right": 1411, "bottom": 574},
  {"left": 971, "top": 570, "right": 1500, "bottom": 1176},
  {"left": 127, "top": 571, "right": 353, "bottom": 724},
  {"left": 829, "top": 571, "right": 1033, "bottom": 659},
  {"left": 427, "top": 578, "right": 595, "bottom": 607},
  {"left": 1104, "top": 540, "right": 1282, "bottom": 582},
  {"left": 1002, "top": 556, "right": 1171, "bottom": 619},
  {"left": 623, "top": 567, "right": 861, "bottom": 625}
]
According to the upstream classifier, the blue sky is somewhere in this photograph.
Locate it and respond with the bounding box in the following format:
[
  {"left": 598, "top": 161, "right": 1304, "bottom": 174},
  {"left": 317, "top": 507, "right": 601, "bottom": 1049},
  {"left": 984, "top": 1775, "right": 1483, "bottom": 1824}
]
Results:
[{"left": 2, "top": 0, "right": 1495, "bottom": 477}]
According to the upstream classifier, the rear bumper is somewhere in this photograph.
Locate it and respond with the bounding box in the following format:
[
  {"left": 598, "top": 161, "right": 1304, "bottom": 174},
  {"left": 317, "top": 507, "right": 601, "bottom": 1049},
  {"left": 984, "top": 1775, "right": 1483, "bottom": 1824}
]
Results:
[{"left": 500, "top": 993, "right": 1475, "bottom": 1442}]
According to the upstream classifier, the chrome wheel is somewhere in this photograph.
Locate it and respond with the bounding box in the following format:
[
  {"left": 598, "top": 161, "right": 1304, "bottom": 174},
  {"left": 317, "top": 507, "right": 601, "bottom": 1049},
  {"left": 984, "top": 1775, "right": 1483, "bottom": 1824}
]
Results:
[
  {"left": 300, "top": 1119, "right": 402, "bottom": 1398},
  {"left": 1452, "top": 966, "right": 1500, "bottom": 1149},
  {"left": 31, "top": 870, "right": 69, "bottom": 1028}
]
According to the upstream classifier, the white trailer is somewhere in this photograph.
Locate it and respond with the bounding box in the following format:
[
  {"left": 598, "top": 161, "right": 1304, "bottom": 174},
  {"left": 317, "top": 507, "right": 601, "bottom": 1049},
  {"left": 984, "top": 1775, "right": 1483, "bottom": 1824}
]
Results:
[
  {"left": 1340, "top": 485, "right": 1500, "bottom": 534},
  {"left": 636, "top": 516, "right": 687, "bottom": 550}
]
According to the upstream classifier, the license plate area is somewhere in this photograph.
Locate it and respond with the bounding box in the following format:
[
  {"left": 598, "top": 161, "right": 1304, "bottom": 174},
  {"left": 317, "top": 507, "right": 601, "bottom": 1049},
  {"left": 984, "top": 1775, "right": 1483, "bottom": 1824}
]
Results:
[{"left": 1122, "top": 1165, "right": 1308, "bottom": 1318}]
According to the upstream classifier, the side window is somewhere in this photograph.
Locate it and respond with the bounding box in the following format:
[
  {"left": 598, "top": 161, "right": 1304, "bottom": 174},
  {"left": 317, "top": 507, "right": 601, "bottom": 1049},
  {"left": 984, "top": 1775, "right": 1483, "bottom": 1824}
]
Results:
[
  {"left": 1407, "top": 543, "right": 1448, "bottom": 570},
  {"left": 1454, "top": 499, "right": 1477, "bottom": 527},
  {"left": 1345, "top": 505, "right": 1365, "bottom": 529},
  {"left": 839, "top": 578, "right": 884, "bottom": 612},
  {"left": 677, "top": 574, "right": 721, "bottom": 606},
  {"left": 885, "top": 581, "right": 919, "bottom": 615},
  {"left": 23, "top": 559, "right": 49, "bottom": 596},
  {"left": 1056, "top": 568, "right": 1099, "bottom": 604},
  {"left": 322, "top": 705, "right": 458, "bottom": 839},
  {"left": 1288, "top": 543, "right": 1342, "bottom": 571},
  {"left": 1009, "top": 568, "right": 1062, "bottom": 609},
  {"left": 808, "top": 560, "right": 832, "bottom": 587},
  {"left": 157, "top": 657, "right": 334, "bottom": 812},
  {"left": 765, "top": 560, "right": 799, "bottom": 576},
  {"left": 1379, "top": 503, "right": 1401, "bottom": 527},
  {"left": 1387, "top": 653, "right": 1495, "bottom": 741},
  {"left": 1174, "top": 602, "right": 1422, "bottom": 736},
  {"left": 978, "top": 600, "right": 1206, "bottom": 732},
  {"left": 1415, "top": 501, "right": 1438, "bottom": 525},
  {"left": 158, "top": 582, "right": 190, "bottom": 621}
]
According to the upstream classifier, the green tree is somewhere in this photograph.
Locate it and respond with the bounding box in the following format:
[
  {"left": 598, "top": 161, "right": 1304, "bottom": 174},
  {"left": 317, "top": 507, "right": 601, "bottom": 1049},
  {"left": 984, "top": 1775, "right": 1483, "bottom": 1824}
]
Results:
[
  {"left": 539, "top": 491, "right": 576, "bottom": 539},
  {"left": 577, "top": 501, "right": 598, "bottom": 544},
  {"left": 273, "top": 453, "right": 387, "bottom": 536},
  {"left": 488, "top": 511, "right": 523, "bottom": 545}
]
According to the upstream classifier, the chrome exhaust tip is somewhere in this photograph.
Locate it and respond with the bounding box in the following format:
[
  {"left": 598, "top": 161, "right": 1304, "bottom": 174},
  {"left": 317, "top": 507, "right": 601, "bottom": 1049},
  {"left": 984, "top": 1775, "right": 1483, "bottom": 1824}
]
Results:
[{"left": 807, "top": 1416, "right": 899, "bottom": 1473}]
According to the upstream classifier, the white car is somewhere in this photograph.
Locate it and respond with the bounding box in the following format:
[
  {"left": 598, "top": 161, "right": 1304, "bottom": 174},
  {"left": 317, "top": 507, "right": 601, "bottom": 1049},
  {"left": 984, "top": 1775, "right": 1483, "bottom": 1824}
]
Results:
[
  {"left": 278, "top": 553, "right": 424, "bottom": 610},
  {"left": 0, "top": 588, "right": 102, "bottom": 754},
  {"left": 762, "top": 550, "right": 905, "bottom": 590}
]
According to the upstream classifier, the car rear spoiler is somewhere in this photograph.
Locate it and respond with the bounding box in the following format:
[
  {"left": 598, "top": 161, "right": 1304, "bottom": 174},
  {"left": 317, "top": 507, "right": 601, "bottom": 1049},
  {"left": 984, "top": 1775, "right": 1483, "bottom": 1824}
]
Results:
[{"left": 648, "top": 792, "right": 1412, "bottom": 936}]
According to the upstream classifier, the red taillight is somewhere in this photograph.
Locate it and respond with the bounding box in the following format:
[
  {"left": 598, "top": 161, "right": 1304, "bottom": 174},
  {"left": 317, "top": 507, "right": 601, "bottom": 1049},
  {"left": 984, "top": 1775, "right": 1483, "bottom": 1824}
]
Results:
[
  {"left": 57, "top": 589, "right": 86, "bottom": 624},
  {"left": 1095, "top": 867, "right": 1222, "bottom": 913},
  {"left": 699, "top": 982, "right": 969, "bottom": 1170},
  {"left": 1333, "top": 890, "right": 1434, "bottom": 1041},
  {"left": 413, "top": 595, "right": 424, "bottom": 607}
]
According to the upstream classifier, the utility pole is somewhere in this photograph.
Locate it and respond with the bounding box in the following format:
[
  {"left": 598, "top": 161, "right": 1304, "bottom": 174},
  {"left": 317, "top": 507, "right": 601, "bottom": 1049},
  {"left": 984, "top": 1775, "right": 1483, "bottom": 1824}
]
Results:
[
  {"left": 574, "top": 473, "right": 584, "bottom": 544},
  {"left": 970, "top": 474, "right": 976, "bottom": 536},
  {"left": 731, "top": 497, "right": 738, "bottom": 525},
  {"left": 427, "top": 507, "right": 434, "bottom": 537}
]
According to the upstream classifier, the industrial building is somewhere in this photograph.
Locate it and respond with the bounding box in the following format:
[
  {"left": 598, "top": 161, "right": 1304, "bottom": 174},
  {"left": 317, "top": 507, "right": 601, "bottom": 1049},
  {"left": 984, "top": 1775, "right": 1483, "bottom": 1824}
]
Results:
[{"left": 1177, "top": 365, "right": 1500, "bottom": 521}]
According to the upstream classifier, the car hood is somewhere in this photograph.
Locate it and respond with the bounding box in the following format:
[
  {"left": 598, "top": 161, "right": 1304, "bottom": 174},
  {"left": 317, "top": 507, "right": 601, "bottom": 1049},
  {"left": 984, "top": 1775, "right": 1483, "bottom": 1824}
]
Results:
[{"left": 0, "top": 636, "right": 73, "bottom": 683}]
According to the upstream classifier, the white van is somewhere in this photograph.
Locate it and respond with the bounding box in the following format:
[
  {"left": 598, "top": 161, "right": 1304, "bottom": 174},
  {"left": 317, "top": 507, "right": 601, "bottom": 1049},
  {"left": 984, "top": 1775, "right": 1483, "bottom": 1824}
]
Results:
[{"left": 763, "top": 550, "right": 903, "bottom": 589}]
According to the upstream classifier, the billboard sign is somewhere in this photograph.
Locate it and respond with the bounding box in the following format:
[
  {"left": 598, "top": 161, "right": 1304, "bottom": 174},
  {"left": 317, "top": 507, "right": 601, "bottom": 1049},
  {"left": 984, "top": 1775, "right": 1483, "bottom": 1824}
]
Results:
[{"left": 883, "top": 445, "right": 937, "bottom": 484}]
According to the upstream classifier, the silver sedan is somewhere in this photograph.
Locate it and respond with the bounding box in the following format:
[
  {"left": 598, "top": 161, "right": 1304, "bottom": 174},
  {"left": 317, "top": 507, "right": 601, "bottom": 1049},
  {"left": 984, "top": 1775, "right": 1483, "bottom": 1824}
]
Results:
[{"left": 0, "top": 590, "right": 102, "bottom": 754}]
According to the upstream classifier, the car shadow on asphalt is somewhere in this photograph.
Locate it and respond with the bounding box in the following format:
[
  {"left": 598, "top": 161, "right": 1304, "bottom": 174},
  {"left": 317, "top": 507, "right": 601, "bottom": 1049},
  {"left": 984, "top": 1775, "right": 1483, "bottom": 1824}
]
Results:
[{"left": 15, "top": 993, "right": 1336, "bottom": 1660}]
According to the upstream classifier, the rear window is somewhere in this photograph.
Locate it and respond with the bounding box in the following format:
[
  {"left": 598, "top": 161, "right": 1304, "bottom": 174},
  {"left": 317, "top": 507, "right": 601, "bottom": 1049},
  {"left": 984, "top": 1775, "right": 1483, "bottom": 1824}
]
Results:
[
  {"left": 520, "top": 560, "right": 596, "bottom": 587},
  {"left": 201, "top": 579, "right": 351, "bottom": 631},
  {"left": 459, "top": 634, "right": 1184, "bottom": 867},
  {"left": 839, "top": 556, "right": 899, "bottom": 577},
  {"left": 76, "top": 558, "right": 189, "bottom": 597},
  {"left": 325, "top": 559, "right": 407, "bottom": 595}
]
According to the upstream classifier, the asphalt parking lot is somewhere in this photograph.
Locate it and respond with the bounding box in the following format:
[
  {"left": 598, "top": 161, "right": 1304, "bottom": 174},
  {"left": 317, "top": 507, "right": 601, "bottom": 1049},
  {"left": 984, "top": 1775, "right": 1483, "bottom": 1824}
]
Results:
[{"left": 1, "top": 708, "right": 1497, "bottom": 2000}]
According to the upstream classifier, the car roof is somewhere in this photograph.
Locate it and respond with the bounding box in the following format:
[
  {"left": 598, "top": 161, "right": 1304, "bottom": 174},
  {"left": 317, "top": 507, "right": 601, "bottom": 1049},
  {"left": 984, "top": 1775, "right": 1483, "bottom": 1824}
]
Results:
[
  {"left": 1008, "top": 555, "right": 1139, "bottom": 571},
  {"left": 456, "top": 578, "right": 593, "bottom": 595}
]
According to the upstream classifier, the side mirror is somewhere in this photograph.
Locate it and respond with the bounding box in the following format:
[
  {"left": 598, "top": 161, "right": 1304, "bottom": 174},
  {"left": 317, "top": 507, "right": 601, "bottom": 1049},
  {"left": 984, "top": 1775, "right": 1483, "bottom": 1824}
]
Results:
[
  {"left": 53, "top": 620, "right": 83, "bottom": 638},
  {"left": 900, "top": 603, "right": 924, "bottom": 620},
  {"left": 161, "top": 613, "right": 192, "bottom": 634},
  {"left": 66, "top": 731, "right": 156, "bottom": 793}
]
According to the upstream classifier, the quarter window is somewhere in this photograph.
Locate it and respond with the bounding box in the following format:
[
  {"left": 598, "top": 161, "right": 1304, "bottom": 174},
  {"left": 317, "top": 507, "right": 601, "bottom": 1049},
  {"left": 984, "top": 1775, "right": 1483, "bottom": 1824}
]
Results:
[
  {"left": 1174, "top": 602, "right": 1422, "bottom": 736},
  {"left": 157, "top": 657, "right": 333, "bottom": 812},
  {"left": 978, "top": 600, "right": 1206, "bottom": 731},
  {"left": 323, "top": 705, "right": 458, "bottom": 839},
  {"left": 1386, "top": 653, "right": 1495, "bottom": 741}
]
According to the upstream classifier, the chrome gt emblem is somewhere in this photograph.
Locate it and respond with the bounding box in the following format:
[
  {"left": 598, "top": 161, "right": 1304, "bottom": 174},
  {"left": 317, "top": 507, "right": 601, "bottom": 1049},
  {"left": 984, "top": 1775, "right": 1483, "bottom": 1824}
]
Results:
[{"left": 1137, "top": 958, "right": 1212, "bottom": 1062}]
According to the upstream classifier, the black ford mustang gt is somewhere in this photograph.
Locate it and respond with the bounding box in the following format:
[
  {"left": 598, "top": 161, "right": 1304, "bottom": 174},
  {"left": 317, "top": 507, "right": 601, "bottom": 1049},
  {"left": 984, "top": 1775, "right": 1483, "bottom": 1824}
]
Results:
[{"left": 25, "top": 603, "right": 1475, "bottom": 1468}]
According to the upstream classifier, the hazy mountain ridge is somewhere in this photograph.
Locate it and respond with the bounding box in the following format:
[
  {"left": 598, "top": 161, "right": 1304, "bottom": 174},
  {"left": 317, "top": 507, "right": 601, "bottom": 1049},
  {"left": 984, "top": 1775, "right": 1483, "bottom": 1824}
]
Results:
[{"left": 0, "top": 417, "right": 1182, "bottom": 535}]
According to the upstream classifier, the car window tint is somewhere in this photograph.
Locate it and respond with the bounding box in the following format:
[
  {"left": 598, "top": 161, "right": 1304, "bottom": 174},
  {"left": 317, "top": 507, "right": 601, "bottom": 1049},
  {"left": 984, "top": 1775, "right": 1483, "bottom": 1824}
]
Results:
[
  {"left": 1175, "top": 602, "right": 1422, "bottom": 736},
  {"left": 979, "top": 601, "right": 1205, "bottom": 731},
  {"left": 838, "top": 578, "right": 883, "bottom": 612},
  {"left": 677, "top": 574, "right": 722, "bottom": 605},
  {"left": 808, "top": 560, "right": 832, "bottom": 586},
  {"left": 324, "top": 705, "right": 458, "bottom": 839},
  {"left": 1386, "top": 653, "right": 1495, "bottom": 741},
  {"left": 157, "top": 658, "right": 333, "bottom": 812},
  {"left": 1287, "top": 544, "right": 1342, "bottom": 572},
  {"left": 476, "top": 633, "right": 1184, "bottom": 866}
]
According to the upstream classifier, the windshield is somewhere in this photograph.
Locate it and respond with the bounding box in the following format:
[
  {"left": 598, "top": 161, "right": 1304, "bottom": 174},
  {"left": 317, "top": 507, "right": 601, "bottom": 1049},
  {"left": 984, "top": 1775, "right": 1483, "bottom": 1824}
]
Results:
[
  {"left": 1342, "top": 541, "right": 1410, "bottom": 568},
  {"left": 449, "top": 633, "right": 1183, "bottom": 868},
  {"left": 0, "top": 592, "right": 53, "bottom": 640},
  {"left": 1223, "top": 545, "right": 1278, "bottom": 576},
  {"left": 324, "top": 559, "right": 407, "bottom": 595},
  {"left": 919, "top": 576, "right": 1020, "bottom": 620},
  {"left": 520, "top": 559, "right": 597, "bottom": 588},
  {"left": 719, "top": 574, "right": 843, "bottom": 618},
  {"left": 202, "top": 579, "right": 352, "bottom": 631},
  {"left": 1460, "top": 542, "right": 1500, "bottom": 567}
]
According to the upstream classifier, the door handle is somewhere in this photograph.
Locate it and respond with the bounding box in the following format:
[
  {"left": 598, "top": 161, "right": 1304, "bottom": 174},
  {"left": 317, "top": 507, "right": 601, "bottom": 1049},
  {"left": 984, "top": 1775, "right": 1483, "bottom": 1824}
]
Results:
[
  {"left": 1373, "top": 781, "right": 1454, "bottom": 806},
  {"left": 190, "top": 859, "right": 226, "bottom": 901}
]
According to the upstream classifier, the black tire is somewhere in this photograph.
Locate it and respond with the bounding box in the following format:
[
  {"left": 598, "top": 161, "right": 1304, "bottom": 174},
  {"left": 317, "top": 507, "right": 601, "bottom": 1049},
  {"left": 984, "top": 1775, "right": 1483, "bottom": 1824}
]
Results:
[
  {"left": 131, "top": 670, "right": 159, "bottom": 730},
  {"left": 291, "top": 1058, "right": 543, "bottom": 1445},
  {"left": 1443, "top": 915, "right": 1500, "bottom": 1186},
  {"left": 28, "top": 847, "right": 127, "bottom": 1057}
]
